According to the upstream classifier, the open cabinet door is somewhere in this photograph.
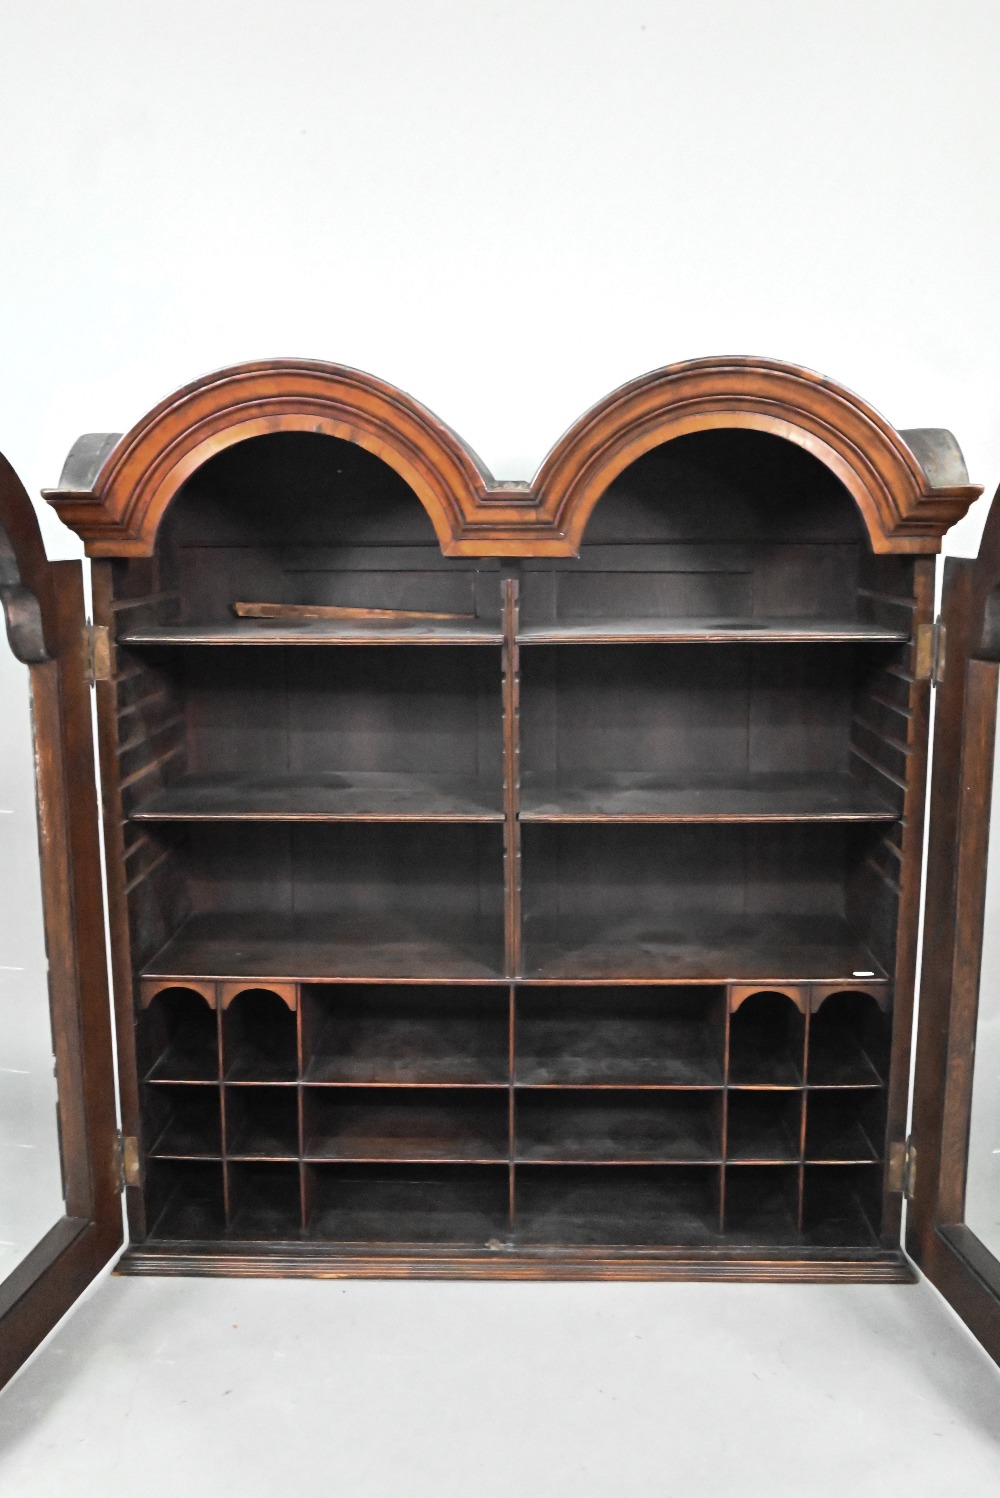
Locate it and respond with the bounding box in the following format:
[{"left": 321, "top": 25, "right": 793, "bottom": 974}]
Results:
[
  {"left": 0, "top": 452, "right": 121, "bottom": 1389},
  {"left": 910, "top": 481, "right": 1000, "bottom": 1364}
]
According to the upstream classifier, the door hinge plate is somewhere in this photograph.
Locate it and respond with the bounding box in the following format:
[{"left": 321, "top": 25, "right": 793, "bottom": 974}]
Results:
[
  {"left": 915, "top": 620, "right": 946, "bottom": 686},
  {"left": 888, "top": 1138, "right": 917, "bottom": 1198},
  {"left": 84, "top": 623, "right": 112, "bottom": 684},
  {"left": 113, "top": 1131, "right": 142, "bottom": 1191}
]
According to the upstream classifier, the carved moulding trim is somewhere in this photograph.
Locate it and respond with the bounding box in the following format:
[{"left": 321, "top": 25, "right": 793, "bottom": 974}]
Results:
[
  {"left": 533, "top": 358, "right": 981, "bottom": 556},
  {"left": 0, "top": 451, "right": 54, "bottom": 663},
  {"left": 43, "top": 356, "right": 981, "bottom": 558}
]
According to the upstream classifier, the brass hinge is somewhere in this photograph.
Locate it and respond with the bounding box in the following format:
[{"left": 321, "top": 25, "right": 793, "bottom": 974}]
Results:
[
  {"left": 915, "top": 620, "right": 946, "bottom": 687},
  {"left": 83, "top": 623, "right": 112, "bottom": 684},
  {"left": 112, "top": 1131, "right": 142, "bottom": 1191},
  {"left": 888, "top": 1138, "right": 917, "bottom": 1198}
]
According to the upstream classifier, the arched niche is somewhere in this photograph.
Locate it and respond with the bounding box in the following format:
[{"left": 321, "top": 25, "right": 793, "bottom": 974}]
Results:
[
  {"left": 43, "top": 360, "right": 495, "bottom": 559},
  {"left": 533, "top": 357, "right": 980, "bottom": 556}
]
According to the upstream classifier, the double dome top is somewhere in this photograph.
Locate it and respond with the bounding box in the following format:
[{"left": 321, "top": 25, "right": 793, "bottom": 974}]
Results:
[{"left": 44, "top": 356, "right": 979, "bottom": 557}]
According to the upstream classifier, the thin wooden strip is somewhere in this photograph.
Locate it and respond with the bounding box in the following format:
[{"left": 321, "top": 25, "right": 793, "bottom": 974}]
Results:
[
  {"left": 124, "top": 844, "right": 174, "bottom": 896},
  {"left": 118, "top": 743, "right": 185, "bottom": 791},
  {"left": 233, "top": 601, "right": 475, "bottom": 622},
  {"left": 863, "top": 855, "right": 903, "bottom": 898}
]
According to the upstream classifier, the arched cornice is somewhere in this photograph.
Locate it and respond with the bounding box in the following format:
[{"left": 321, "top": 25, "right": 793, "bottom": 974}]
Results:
[
  {"left": 44, "top": 356, "right": 981, "bottom": 558},
  {"left": 531, "top": 357, "right": 981, "bottom": 555},
  {"left": 43, "top": 360, "right": 501, "bottom": 559}
]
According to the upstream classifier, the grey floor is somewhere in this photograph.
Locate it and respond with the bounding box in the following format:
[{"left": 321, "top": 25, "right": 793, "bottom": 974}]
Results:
[{"left": 1, "top": 1271, "right": 999, "bottom": 1495}]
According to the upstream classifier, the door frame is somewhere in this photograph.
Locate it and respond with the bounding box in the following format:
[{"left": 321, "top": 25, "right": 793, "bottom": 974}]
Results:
[
  {"left": 0, "top": 452, "right": 121, "bottom": 1390},
  {"left": 909, "top": 484, "right": 1000, "bottom": 1365}
]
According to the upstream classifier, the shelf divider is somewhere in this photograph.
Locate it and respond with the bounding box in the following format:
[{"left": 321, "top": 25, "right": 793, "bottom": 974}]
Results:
[{"left": 502, "top": 576, "right": 523, "bottom": 977}]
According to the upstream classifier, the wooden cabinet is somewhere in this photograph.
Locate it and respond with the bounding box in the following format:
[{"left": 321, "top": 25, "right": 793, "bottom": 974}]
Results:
[{"left": 4, "top": 354, "right": 1000, "bottom": 1378}]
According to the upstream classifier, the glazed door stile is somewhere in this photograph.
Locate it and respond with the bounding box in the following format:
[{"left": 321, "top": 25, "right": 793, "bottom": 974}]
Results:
[
  {"left": 909, "top": 485, "right": 1000, "bottom": 1366},
  {"left": 0, "top": 453, "right": 121, "bottom": 1390}
]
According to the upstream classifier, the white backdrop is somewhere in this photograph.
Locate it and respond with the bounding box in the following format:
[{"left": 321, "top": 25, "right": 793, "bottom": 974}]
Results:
[
  {"left": 0, "top": 1, "right": 999, "bottom": 1265},
  {"left": 1, "top": 0, "right": 998, "bottom": 558}
]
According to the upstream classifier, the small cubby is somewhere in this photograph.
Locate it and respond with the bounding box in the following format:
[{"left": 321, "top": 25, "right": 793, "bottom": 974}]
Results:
[
  {"left": 726, "top": 1092, "right": 802, "bottom": 1163},
  {"left": 802, "top": 1165, "right": 881, "bottom": 1247},
  {"left": 126, "top": 644, "right": 504, "bottom": 824},
  {"left": 807, "top": 989, "right": 889, "bottom": 1087},
  {"left": 515, "top": 987, "right": 725, "bottom": 1087},
  {"left": 724, "top": 1166, "right": 799, "bottom": 1243},
  {"left": 140, "top": 985, "right": 218, "bottom": 1082},
  {"left": 144, "top": 1085, "right": 222, "bottom": 1158},
  {"left": 516, "top": 1091, "right": 722, "bottom": 1163},
  {"left": 302, "top": 1088, "right": 508, "bottom": 1163},
  {"left": 301, "top": 985, "right": 509, "bottom": 1087},
  {"left": 516, "top": 1165, "right": 722, "bottom": 1246},
  {"left": 223, "top": 988, "right": 298, "bottom": 1082},
  {"left": 225, "top": 1087, "right": 300, "bottom": 1158},
  {"left": 142, "top": 823, "right": 505, "bottom": 982},
  {"left": 145, "top": 1160, "right": 226, "bottom": 1241},
  {"left": 519, "top": 643, "right": 902, "bottom": 824},
  {"left": 805, "top": 1093, "right": 881, "bottom": 1164},
  {"left": 520, "top": 824, "right": 887, "bottom": 983},
  {"left": 228, "top": 1162, "right": 301, "bottom": 1239},
  {"left": 306, "top": 1164, "right": 509, "bottom": 1244},
  {"left": 728, "top": 990, "right": 806, "bottom": 1086}
]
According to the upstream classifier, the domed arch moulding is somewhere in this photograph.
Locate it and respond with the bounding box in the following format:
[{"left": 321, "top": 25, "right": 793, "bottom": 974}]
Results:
[
  {"left": 532, "top": 356, "right": 981, "bottom": 556},
  {"left": 42, "top": 359, "right": 507, "bottom": 559},
  {"left": 43, "top": 355, "right": 981, "bottom": 558}
]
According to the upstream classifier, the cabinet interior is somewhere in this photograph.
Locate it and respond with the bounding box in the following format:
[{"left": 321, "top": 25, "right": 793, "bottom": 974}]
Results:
[{"left": 103, "top": 426, "right": 917, "bottom": 1264}]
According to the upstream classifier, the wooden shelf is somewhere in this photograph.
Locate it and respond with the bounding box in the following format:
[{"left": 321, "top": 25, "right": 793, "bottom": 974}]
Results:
[
  {"left": 517, "top": 617, "right": 908, "bottom": 645},
  {"left": 119, "top": 619, "right": 503, "bottom": 647},
  {"left": 516, "top": 1095, "right": 720, "bottom": 1164},
  {"left": 225, "top": 1089, "right": 299, "bottom": 1158},
  {"left": 304, "top": 1095, "right": 508, "bottom": 1164},
  {"left": 515, "top": 1165, "right": 721, "bottom": 1246},
  {"left": 305, "top": 1003, "right": 508, "bottom": 1088},
  {"left": 307, "top": 1166, "right": 509, "bottom": 1245},
  {"left": 520, "top": 770, "right": 898, "bottom": 824},
  {"left": 143, "top": 913, "right": 505, "bottom": 983},
  {"left": 516, "top": 1008, "right": 723, "bottom": 1088},
  {"left": 132, "top": 771, "right": 505, "bottom": 824},
  {"left": 523, "top": 914, "right": 884, "bottom": 984}
]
